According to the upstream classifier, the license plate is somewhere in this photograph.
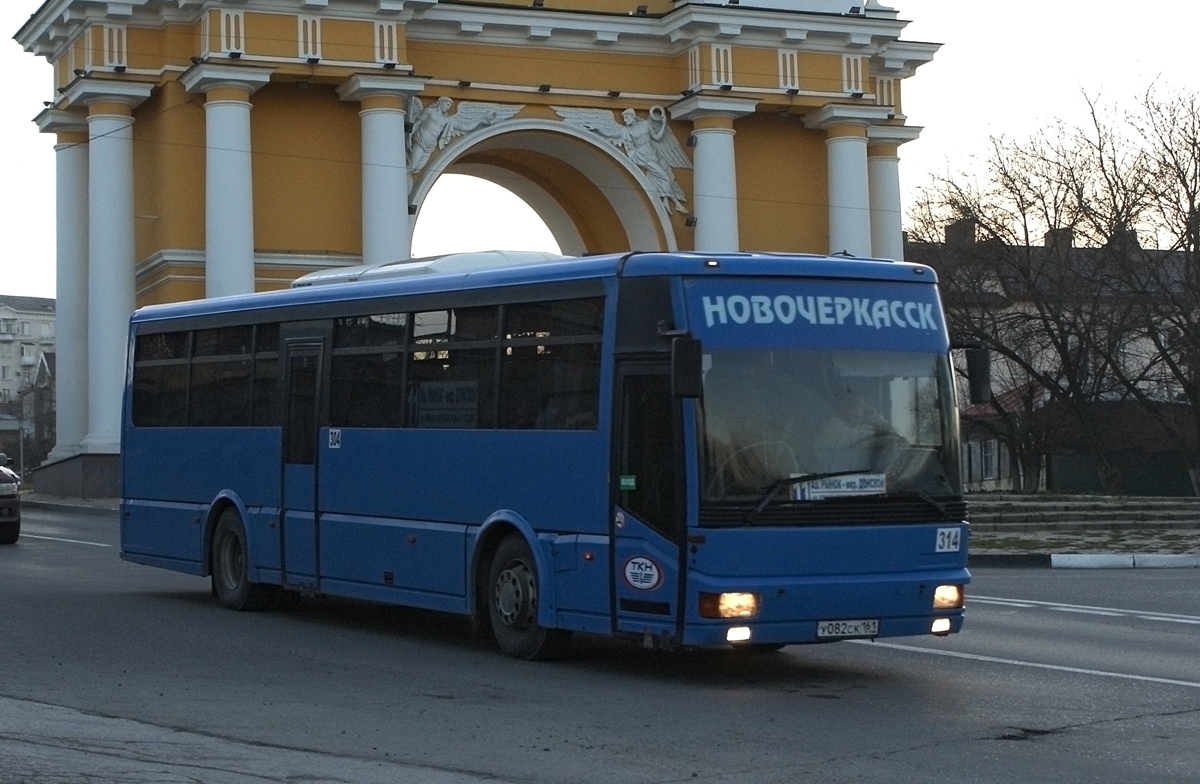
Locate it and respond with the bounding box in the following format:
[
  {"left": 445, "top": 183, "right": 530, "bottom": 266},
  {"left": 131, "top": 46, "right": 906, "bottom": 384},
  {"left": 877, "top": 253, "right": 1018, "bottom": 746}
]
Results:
[{"left": 817, "top": 618, "right": 879, "bottom": 639}]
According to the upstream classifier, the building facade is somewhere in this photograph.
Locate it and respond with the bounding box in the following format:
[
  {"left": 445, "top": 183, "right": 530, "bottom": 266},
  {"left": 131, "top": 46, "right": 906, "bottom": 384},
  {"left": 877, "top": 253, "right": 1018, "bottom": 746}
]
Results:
[
  {"left": 909, "top": 224, "right": 1200, "bottom": 497},
  {"left": 0, "top": 296, "right": 55, "bottom": 406},
  {"left": 0, "top": 296, "right": 55, "bottom": 476},
  {"left": 16, "top": 0, "right": 937, "bottom": 494}
]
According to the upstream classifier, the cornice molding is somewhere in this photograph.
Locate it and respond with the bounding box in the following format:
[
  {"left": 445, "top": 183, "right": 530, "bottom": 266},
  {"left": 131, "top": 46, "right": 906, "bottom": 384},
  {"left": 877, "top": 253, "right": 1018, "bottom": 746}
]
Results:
[
  {"left": 669, "top": 94, "right": 759, "bottom": 122},
  {"left": 35, "top": 108, "right": 90, "bottom": 134},
  {"left": 874, "top": 39, "right": 941, "bottom": 77},
  {"left": 17, "top": 0, "right": 925, "bottom": 64},
  {"left": 135, "top": 248, "right": 362, "bottom": 291},
  {"left": 802, "top": 103, "right": 894, "bottom": 130},
  {"left": 336, "top": 73, "right": 427, "bottom": 102},
  {"left": 180, "top": 63, "right": 275, "bottom": 94},
  {"left": 867, "top": 123, "right": 922, "bottom": 145},
  {"left": 62, "top": 77, "right": 155, "bottom": 108}
]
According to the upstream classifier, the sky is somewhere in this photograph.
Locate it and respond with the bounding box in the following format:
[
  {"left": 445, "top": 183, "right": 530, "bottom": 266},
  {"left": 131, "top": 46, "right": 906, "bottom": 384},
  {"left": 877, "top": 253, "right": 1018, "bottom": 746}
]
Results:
[{"left": 2, "top": 0, "right": 1196, "bottom": 300}]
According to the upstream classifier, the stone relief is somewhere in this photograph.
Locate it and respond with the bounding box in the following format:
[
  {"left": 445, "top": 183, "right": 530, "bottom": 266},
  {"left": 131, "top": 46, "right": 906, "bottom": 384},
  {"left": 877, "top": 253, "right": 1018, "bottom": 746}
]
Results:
[
  {"left": 554, "top": 105, "right": 692, "bottom": 214},
  {"left": 406, "top": 96, "right": 524, "bottom": 175}
]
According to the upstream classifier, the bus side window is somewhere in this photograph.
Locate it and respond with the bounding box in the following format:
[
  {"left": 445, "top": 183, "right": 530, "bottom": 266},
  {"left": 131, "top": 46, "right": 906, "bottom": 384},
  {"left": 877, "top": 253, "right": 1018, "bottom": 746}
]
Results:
[
  {"left": 330, "top": 314, "right": 406, "bottom": 428},
  {"left": 190, "top": 326, "right": 254, "bottom": 427},
  {"left": 500, "top": 298, "right": 603, "bottom": 430},
  {"left": 408, "top": 306, "right": 498, "bottom": 429},
  {"left": 132, "top": 331, "right": 190, "bottom": 427},
  {"left": 252, "top": 323, "right": 281, "bottom": 426}
]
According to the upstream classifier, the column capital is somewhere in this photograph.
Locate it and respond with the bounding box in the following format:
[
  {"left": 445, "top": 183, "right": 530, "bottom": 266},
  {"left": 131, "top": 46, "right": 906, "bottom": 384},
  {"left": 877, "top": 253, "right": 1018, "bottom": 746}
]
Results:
[
  {"left": 63, "top": 78, "right": 154, "bottom": 111},
  {"left": 337, "top": 74, "right": 428, "bottom": 104},
  {"left": 181, "top": 63, "right": 274, "bottom": 96},
  {"left": 867, "top": 123, "right": 922, "bottom": 146},
  {"left": 802, "top": 103, "right": 893, "bottom": 131},
  {"left": 669, "top": 95, "right": 758, "bottom": 123},
  {"left": 35, "top": 108, "right": 88, "bottom": 135}
]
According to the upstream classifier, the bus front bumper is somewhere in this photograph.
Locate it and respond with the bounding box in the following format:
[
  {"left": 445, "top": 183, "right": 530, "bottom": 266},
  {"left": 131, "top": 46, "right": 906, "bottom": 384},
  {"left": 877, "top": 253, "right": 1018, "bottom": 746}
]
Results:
[{"left": 681, "top": 612, "right": 964, "bottom": 648}]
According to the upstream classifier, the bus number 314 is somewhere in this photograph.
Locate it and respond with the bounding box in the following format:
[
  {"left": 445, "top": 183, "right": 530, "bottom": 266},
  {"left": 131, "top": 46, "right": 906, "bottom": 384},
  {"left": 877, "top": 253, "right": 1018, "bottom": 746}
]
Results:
[{"left": 935, "top": 527, "right": 961, "bottom": 553}]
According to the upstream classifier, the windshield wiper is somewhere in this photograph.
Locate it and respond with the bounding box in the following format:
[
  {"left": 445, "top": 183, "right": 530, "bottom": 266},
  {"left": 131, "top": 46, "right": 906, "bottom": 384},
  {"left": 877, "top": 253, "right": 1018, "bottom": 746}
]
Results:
[
  {"left": 745, "top": 469, "right": 873, "bottom": 524},
  {"left": 885, "top": 491, "right": 949, "bottom": 517}
]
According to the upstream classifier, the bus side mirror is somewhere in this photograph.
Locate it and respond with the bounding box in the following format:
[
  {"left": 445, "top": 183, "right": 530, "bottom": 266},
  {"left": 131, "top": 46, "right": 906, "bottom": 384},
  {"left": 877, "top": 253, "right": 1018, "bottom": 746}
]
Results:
[
  {"left": 964, "top": 344, "right": 991, "bottom": 404},
  {"left": 671, "top": 338, "right": 703, "bottom": 398}
]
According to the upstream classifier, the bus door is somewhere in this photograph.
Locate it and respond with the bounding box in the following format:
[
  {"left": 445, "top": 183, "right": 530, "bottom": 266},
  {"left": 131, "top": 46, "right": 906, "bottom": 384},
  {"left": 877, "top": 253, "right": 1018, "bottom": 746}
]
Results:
[
  {"left": 280, "top": 330, "right": 329, "bottom": 590},
  {"left": 612, "top": 366, "right": 686, "bottom": 645}
]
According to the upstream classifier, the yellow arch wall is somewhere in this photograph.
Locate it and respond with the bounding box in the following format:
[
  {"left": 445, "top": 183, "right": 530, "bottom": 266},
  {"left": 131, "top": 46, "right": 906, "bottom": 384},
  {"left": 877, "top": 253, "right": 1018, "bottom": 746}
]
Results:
[
  {"left": 28, "top": 1, "right": 931, "bottom": 308},
  {"left": 736, "top": 113, "right": 829, "bottom": 253},
  {"left": 407, "top": 40, "right": 687, "bottom": 96},
  {"left": 132, "top": 79, "right": 206, "bottom": 263},
  {"left": 251, "top": 83, "right": 362, "bottom": 255}
]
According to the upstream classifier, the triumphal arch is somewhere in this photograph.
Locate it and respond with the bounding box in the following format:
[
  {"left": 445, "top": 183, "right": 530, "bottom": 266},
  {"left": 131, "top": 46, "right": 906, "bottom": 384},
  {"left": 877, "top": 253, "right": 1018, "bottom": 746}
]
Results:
[{"left": 17, "top": 0, "right": 936, "bottom": 493}]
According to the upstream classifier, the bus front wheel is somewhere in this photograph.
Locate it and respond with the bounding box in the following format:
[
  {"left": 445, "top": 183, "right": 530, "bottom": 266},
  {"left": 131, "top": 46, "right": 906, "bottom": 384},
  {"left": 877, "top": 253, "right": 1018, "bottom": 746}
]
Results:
[
  {"left": 487, "top": 533, "right": 570, "bottom": 660},
  {"left": 211, "top": 508, "right": 272, "bottom": 611}
]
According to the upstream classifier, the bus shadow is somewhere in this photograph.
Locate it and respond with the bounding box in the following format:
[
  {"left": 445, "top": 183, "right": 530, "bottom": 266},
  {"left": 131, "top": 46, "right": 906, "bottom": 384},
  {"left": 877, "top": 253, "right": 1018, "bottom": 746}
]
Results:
[
  {"left": 148, "top": 588, "right": 894, "bottom": 690},
  {"left": 559, "top": 634, "right": 890, "bottom": 690}
]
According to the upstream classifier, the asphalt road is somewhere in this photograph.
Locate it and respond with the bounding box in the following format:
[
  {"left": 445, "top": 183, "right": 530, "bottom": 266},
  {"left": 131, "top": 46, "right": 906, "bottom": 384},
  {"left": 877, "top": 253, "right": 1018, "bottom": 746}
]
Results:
[{"left": 2, "top": 508, "right": 1197, "bottom": 783}]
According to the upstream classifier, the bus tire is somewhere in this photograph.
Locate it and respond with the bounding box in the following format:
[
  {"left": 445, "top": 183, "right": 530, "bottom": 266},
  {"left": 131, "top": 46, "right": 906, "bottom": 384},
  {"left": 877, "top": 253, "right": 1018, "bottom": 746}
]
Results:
[
  {"left": 487, "top": 533, "right": 570, "bottom": 661},
  {"left": 211, "top": 507, "right": 272, "bottom": 611}
]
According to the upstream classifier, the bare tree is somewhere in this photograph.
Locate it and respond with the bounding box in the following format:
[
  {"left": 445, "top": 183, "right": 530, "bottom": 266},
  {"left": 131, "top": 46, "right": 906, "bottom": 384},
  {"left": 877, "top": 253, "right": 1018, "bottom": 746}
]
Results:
[
  {"left": 1101, "top": 87, "right": 1200, "bottom": 492},
  {"left": 907, "top": 105, "right": 1159, "bottom": 494}
]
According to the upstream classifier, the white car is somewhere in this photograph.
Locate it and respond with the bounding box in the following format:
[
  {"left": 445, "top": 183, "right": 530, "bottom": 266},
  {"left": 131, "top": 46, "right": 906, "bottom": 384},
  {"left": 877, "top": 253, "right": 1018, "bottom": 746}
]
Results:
[{"left": 0, "top": 453, "right": 19, "bottom": 544}]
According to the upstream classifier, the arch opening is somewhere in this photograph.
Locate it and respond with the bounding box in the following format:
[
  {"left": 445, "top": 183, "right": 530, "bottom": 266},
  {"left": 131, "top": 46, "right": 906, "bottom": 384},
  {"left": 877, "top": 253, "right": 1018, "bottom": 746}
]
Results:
[
  {"left": 411, "top": 174, "right": 562, "bottom": 258},
  {"left": 410, "top": 120, "right": 679, "bottom": 259}
]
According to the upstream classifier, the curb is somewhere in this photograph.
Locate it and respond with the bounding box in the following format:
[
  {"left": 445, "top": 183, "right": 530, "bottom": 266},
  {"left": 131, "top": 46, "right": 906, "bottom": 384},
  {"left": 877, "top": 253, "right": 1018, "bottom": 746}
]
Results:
[
  {"left": 969, "top": 553, "right": 1051, "bottom": 568},
  {"left": 971, "top": 553, "right": 1200, "bottom": 569},
  {"left": 20, "top": 497, "right": 120, "bottom": 515},
  {"left": 1051, "top": 553, "right": 1200, "bottom": 569}
]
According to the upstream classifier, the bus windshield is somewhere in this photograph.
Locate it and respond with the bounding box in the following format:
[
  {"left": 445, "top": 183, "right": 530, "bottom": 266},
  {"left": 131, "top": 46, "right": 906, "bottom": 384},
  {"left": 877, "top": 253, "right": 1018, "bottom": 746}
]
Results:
[{"left": 701, "top": 349, "right": 960, "bottom": 504}]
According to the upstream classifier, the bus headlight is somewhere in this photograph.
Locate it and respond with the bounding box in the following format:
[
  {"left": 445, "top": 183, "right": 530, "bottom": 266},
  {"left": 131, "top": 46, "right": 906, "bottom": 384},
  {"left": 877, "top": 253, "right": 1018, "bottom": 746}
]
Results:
[
  {"left": 931, "top": 618, "right": 952, "bottom": 635},
  {"left": 699, "top": 592, "right": 760, "bottom": 619},
  {"left": 0, "top": 482, "right": 17, "bottom": 496},
  {"left": 933, "top": 585, "right": 964, "bottom": 609}
]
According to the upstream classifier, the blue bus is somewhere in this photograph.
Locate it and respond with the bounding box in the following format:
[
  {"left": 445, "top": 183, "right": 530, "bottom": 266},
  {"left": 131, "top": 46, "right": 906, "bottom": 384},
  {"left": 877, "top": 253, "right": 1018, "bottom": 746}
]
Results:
[{"left": 121, "top": 251, "right": 977, "bottom": 659}]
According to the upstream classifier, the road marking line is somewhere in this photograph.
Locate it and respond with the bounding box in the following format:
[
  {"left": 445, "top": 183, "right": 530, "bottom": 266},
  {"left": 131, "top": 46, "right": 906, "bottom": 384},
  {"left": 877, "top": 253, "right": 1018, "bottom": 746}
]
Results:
[
  {"left": 20, "top": 534, "right": 112, "bottom": 548},
  {"left": 972, "top": 594, "right": 1200, "bottom": 623},
  {"left": 970, "top": 599, "right": 1036, "bottom": 608},
  {"left": 1047, "top": 607, "right": 1125, "bottom": 617},
  {"left": 848, "top": 640, "right": 1200, "bottom": 689},
  {"left": 1136, "top": 616, "right": 1200, "bottom": 625}
]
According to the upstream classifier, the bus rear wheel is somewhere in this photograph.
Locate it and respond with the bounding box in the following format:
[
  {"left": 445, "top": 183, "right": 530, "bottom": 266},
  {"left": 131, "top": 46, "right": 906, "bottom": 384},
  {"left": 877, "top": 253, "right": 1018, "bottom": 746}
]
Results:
[
  {"left": 211, "top": 508, "right": 273, "bottom": 611},
  {"left": 487, "top": 533, "right": 569, "bottom": 660}
]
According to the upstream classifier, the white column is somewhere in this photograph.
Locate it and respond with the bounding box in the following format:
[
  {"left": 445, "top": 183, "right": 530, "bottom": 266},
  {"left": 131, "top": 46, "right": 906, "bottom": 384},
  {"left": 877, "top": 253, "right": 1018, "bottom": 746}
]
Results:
[
  {"left": 182, "top": 65, "right": 273, "bottom": 298},
  {"left": 867, "top": 125, "right": 922, "bottom": 261},
  {"left": 36, "top": 111, "right": 90, "bottom": 460},
  {"left": 670, "top": 96, "right": 758, "bottom": 253},
  {"left": 804, "top": 105, "right": 893, "bottom": 258},
  {"left": 867, "top": 149, "right": 902, "bottom": 261},
  {"left": 84, "top": 109, "right": 135, "bottom": 453},
  {"left": 63, "top": 80, "right": 153, "bottom": 454},
  {"left": 338, "top": 76, "right": 427, "bottom": 265},
  {"left": 826, "top": 129, "right": 872, "bottom": 257},
  {"left": 691, "top": 123, "right": 739, "bottom": 252}
]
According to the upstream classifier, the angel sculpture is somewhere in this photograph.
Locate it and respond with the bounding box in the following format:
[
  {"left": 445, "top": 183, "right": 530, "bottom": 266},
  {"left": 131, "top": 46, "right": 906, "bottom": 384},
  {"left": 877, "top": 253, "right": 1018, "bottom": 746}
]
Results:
[
  {"left": 554, "top": 105, "right": 692, "bottom": 213},
  {"left": 406, "top": 96, "right": 524, "bottom": 175}
]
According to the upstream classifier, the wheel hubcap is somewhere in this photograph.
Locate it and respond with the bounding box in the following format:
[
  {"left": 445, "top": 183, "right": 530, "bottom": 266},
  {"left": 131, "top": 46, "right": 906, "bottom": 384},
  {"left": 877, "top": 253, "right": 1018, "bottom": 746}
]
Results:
[
  {"left": 218, "top": 532, "right": 243, "bottom": 591},
  {"left": 495, "top": 560, "right": 535, "bottom": 629}
]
